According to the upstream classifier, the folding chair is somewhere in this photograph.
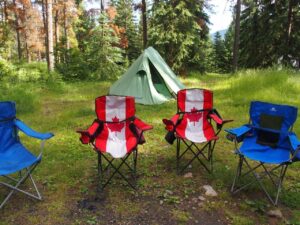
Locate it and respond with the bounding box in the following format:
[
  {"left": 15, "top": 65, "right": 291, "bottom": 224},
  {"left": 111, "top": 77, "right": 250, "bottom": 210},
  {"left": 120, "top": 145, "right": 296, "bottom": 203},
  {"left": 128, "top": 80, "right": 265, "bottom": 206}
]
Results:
[
  {"left": 163, "top": 89, "right": 232, "bottom": 174},
  {"left": 226, "top": 101, "right": 300, "bottom": 205},
  {"left": 77, "top": 96, "right": 152, "bottom": 190},
  {"left": 0, "top": 101, "right": 54, "bottom": 209}
]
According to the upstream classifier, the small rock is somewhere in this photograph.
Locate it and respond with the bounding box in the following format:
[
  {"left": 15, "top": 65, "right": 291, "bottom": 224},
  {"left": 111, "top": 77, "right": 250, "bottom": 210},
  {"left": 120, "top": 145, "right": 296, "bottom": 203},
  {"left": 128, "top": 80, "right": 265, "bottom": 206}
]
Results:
[
  {"left": 165, "top": 190, "right": 173, "bottom": 195},
  {"left": 198, "top": 202, "right": 204, "bottom": 207},
  {"left": 188, "top": 165, "right": 192, "bottom": 169},
  {"left": 267, "top": 209, "right": 283, "bottom": 219},
  {"left": 195, "top": 220, "right": 199, "bottom": 224},
  {"left": 198, "top": 196, "right": 206, "bottom": 201},
  {"left": 203, "top": 185, "right": 218, "bottom": 197},
  {"left": 192, "top": 207, "right": 196, "bottom": 210},
  {"left": 160, "top": 200, "right": 164, "bottom": 205},
  {"left": 192, "top": 197, "right": 198, "bottom": 203},
  {"left": 183, "top": 172, "right": 193, "bottom": 178}
]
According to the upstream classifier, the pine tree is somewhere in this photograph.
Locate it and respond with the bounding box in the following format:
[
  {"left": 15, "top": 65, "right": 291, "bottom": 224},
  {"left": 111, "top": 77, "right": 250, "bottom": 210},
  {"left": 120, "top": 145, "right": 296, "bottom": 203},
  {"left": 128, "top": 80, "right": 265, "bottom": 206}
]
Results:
[
  {"left": 149, "top": 0, "right": 210, "bottom": 75},
  {"left": 239, "top": 0, "right": 300, "bottom": 68},
  {"left": 112, "top": 0, "right": 142, "bottom": 61},
  {"left": 213, "top": 32, "right": 227, "bottom": 73}
]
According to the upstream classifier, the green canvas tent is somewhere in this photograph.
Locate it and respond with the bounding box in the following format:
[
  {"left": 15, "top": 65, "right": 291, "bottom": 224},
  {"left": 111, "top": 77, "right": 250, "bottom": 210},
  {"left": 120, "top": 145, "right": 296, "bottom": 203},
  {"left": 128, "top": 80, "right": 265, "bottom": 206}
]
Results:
[{"left": 109, "top": 47, "right": 185, "bottom": 105}]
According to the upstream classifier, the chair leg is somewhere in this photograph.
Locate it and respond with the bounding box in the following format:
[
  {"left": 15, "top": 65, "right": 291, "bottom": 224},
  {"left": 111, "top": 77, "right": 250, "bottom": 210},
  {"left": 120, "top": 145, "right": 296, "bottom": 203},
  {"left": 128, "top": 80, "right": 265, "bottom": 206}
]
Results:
[
  {"left": 99, "top": 153, "right": 136, "bottom": 190},
  {"left": 231, "top": 155, "right": 244, "bottom": 193},
  {"left": 176, "top": 138, "right": 180, "bottom": 174},
  {"left": 0, "top": 164, "right": 42, "bottom": 209},
  {"left": 208, "top": 141, "right": 213, "bottom": 173},
  {"left": 133, "top": 149, "right": 138, "bottom": 185},
  {"left": 274, "top": 164, "right": 288, "bottom": 206},
  {"left": 97, "top": 152, "right": 103, "bottom": 191}
]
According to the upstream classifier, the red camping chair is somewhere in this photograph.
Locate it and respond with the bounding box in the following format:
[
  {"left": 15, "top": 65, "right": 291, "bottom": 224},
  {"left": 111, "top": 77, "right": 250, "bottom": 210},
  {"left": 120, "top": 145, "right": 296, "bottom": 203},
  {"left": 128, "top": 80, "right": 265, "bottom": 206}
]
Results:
[
  {"left": 163, "top": 89, "right": 232, "bottom": 174},
  {"left": 77, "top": 96, "right": 152, "bottom": 189}
]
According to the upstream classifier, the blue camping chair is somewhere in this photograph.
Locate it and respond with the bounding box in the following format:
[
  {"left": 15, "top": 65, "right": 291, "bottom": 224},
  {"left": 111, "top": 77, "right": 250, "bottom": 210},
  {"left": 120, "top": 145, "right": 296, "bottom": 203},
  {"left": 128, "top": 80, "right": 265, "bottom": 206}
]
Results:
[
  {"left": 0, "top": 101, "right": 53, "bottom": 209},
  {"left": 226, "top": 101, "right": 300, "bottom": 205}
]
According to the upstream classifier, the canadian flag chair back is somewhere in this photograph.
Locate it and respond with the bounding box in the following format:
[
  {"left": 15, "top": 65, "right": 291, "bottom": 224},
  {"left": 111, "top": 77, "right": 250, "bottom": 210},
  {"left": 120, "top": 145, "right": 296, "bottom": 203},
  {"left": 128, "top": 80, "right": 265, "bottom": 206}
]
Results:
[
  {"left": 176, "top": 89, "right": 216, "bottom": 143},
  {"left": 94, "top": 96, "right": 137, "bottom": 158},
  {"left": 96, "top": 96, "right": 135, "bottom": 122}
]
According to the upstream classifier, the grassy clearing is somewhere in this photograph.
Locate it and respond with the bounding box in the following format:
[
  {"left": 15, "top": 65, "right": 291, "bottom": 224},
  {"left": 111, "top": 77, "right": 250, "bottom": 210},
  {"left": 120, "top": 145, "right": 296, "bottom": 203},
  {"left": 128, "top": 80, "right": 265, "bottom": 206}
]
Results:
[{"left": 0, "top": 69, "right": 300, "bottom": 225}]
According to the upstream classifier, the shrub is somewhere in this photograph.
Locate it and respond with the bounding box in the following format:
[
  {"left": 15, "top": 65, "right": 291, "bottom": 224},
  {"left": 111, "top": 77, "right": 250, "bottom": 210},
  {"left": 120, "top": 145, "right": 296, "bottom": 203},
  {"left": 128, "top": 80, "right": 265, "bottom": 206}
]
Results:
[
  {"left": 0, "top": 58, "right": 15, "bottom": 79},
  {"left": 0, "top": 83, "right": 38, "bottom": 114}
]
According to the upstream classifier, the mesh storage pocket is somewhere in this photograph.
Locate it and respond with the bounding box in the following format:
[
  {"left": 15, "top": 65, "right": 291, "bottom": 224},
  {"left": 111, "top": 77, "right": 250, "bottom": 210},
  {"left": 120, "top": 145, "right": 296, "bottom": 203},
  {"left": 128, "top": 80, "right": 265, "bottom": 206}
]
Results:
[{"left": 256, "top": 114, "right": 283, "bottom": 148}]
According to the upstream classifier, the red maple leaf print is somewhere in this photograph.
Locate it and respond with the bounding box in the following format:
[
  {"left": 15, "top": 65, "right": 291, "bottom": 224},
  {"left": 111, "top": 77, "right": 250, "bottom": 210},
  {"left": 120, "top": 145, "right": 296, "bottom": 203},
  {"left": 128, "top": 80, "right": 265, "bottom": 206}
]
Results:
[
  {"left": 187, "top": 107, "right": 202, "bottom": 126},
  {"left": 107, "top": 116, "right": 125, "bottom": 132}
]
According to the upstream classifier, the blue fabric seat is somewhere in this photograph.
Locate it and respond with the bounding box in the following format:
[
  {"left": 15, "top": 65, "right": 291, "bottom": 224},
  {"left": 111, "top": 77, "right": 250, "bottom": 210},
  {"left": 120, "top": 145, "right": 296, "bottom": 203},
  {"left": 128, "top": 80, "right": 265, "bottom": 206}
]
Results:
[
  {"left": 0, "top": 101, "right": 53, "bottom": 209},
  {"left": 240, "top": 136, "right": 291, "bottom": 164},
  {"left": 0, "top": 143, "right": 41, "bottom": 176},
  {"left": 225, "top": 101, "right": 300, "bottom": 206}
]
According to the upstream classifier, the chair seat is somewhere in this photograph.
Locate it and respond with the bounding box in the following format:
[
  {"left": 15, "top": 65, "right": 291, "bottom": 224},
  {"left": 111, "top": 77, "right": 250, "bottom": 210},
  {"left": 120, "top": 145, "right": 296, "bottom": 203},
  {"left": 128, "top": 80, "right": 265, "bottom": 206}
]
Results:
[
  {"left": 0, "top": 143, "right": 40, "bottom": 176},
  {"left": 94, "top": 124, "right": 138, "bottom": 158},
  {"left": 175, "top": 115, "right": 218, "bottom": 143},
  {"left": 240, "top": 137, "right": 291, "bottom": 164}
]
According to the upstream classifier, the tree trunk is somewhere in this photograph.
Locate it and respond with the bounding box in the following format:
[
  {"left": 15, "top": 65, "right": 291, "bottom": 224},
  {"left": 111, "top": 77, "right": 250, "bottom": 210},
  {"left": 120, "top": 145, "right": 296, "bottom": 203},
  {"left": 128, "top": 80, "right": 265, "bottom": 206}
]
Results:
[
  {"left": 63, "top": 5, "right": 69, "bottom": 49},
  {"left": 42, "top": 0, "right": 49, "bottom": 68},
  {"left": 142, "top": 0, "right": 147, "bottom": 49},
  {"left": 47, "top": 0, "right": 54, "bottom": 71},
  {"left": 63, "top": 4, "right": 69, "bottom": 63},
  {"left": 54, "top": 0, "right": 59, "bottom": 63},
  {"left": 13, "top": 0, "right": 22, "bottom": 61},
  {"left": 25, "top": 38, "right": 31, "bottom": 63},
  {"left": 284, "top": 0, "right": 294, "bottom": 62},
  {"left": 232, "top": 0, "right": 241, "bottom": 73},
  {"left": 100, "top": 0, "right": 104, "bottom": 13},
  {"left": 4, "top": 0, "right": 8, "bottom": 22}
]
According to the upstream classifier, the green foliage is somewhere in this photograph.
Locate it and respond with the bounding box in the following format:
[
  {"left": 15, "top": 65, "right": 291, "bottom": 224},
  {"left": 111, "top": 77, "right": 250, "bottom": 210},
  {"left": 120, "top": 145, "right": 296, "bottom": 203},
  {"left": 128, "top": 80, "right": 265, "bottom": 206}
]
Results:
[
  {"left": 56, "top": 12, "right": 124, "bottom": 81},
  {"left": 0, "top": 83, "right": 38, "bottom": 114},
  {"left": 0, "top": 60, "right": 57, "bottom": 82},
  {"left": 212, "top": 32, "right": 228, "bottom": 73},
  {"left": 223, "top": 25, "right": 234, "bottom": 71},
  {"left": 239, "top": 0, "right": 300, "bottom": 68},
  {"left": 149, "top": 0, "right": 210, "bottom": 74},
  {"left": 113, "top": 0, "right": 142, "bottom": 61},
  {"left": 0, "top": 58, "right": 15, "bottom": 79},
  {"left": 0, "top": 23, "right": 14, "bottom": 59}
]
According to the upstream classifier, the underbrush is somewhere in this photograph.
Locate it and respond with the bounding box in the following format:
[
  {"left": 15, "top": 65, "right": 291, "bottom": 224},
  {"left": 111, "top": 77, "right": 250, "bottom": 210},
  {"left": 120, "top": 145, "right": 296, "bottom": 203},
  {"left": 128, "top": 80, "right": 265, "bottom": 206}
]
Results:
[{"left": 0, "top": 60, "right": 61, "bottom": 82}]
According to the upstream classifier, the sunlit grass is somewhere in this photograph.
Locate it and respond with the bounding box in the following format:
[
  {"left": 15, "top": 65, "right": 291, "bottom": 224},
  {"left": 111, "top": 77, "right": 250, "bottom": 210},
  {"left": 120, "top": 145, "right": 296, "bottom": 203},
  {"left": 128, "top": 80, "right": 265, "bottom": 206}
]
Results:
[{"left": 0, "top": 69, "right": 300, "bottom": 224}]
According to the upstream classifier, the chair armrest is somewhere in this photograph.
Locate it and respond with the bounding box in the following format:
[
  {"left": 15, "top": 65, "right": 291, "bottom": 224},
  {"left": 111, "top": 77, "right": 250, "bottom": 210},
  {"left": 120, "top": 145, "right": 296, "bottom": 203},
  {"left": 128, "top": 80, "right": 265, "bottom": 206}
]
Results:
[
  {"left": 76, "top": 120, "right": 102, "bottom": 144},
  {"left": 288, "top": 132, "right": 300, "bottom": 161},
  {"left": 288, "top": 133, "right": 300, "bottom": 151},
  {"left": 162, "top": 114, "right": 180, "bottom": 131},
  {"left": 208, "top": 109, "right": 233, "bottom": 131},
  {"left": 15, "top": 119, "right": 54, "bottom": 140},
  {"left": 225, "top": 125, "right": 252, "bottom": 142},
  {"left": 133, "top": 118, "right": 153, "bottom": 131}
]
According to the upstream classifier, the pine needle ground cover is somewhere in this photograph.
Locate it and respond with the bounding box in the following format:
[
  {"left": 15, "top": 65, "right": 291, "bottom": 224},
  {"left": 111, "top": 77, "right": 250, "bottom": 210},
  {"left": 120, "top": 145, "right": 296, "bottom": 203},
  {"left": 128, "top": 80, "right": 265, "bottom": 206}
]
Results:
[{"left": 1, "top": 69, "right": 300, "bottom": 225}]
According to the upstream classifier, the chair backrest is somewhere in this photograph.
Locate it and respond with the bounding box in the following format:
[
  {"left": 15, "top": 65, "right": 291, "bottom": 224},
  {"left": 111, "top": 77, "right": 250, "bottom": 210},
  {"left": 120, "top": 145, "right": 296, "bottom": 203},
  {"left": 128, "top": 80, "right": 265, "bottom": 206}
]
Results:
[
  {"left": 95, "top": 96, "right": 135, "bottom": 122},
  {"left": 0, "top": 101, "right": 17, "bottom": 151},
  {"left": 177, "top": 89, "right": 213, "bottom": 113},
  {"left": 250, "top": 101, "right": 298, "bottom": 132},
  {"left": 250, "top": 101, "right": 298, "bottom": 148}
]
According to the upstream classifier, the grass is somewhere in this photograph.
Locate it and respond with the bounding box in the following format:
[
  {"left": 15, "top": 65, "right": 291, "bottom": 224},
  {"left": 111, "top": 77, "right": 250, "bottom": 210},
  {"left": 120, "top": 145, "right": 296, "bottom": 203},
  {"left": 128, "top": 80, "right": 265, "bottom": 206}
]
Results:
[{"left": 0, "top": 69, "right": 300, "bottom": 224}]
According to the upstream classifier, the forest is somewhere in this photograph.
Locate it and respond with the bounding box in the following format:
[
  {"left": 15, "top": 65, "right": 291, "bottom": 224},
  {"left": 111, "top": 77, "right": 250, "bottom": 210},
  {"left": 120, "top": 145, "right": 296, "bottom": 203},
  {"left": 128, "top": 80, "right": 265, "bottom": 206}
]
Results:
[{"left": 0, "top": 0, "right": 299, "bottom": 81}]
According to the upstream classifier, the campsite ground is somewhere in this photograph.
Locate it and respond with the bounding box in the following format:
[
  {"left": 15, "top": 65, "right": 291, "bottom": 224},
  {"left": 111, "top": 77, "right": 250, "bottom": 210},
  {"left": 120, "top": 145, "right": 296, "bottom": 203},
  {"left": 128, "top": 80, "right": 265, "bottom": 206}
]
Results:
[{"left": 1, "top": 70, "right": 300, "bottom": 225}]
